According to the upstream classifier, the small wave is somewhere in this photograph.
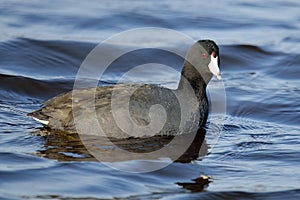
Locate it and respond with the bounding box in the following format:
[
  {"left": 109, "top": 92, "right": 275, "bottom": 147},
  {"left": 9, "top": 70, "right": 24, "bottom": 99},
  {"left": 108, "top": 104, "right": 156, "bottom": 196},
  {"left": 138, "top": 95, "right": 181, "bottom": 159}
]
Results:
[{"left": 0, "top": 73, "right": 73, "bottom": 101}]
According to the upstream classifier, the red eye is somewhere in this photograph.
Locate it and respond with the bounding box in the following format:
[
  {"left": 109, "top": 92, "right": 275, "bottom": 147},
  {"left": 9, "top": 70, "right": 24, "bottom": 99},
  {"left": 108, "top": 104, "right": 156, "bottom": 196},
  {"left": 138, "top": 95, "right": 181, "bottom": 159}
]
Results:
[
  {"left": 202, "top": 53, "right": 206, "bottom": 58},
  {"left": 212, "top": 51, "right": 217, "bottom": 58}
]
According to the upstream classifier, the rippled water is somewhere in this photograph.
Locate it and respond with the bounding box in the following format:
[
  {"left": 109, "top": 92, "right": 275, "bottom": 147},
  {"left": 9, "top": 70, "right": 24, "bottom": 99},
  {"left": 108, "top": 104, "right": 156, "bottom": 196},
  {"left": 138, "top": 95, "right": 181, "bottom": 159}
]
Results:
[{"left": 1, "top": 0, "right": 300, "bottom": 199}]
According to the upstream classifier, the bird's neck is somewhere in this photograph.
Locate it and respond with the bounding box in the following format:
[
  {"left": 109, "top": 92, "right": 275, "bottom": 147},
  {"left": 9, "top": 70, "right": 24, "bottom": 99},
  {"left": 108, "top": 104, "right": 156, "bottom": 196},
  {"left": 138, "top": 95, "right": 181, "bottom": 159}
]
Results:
[{"left": 176, "top": 63, "right": 212, "bottom": 99}]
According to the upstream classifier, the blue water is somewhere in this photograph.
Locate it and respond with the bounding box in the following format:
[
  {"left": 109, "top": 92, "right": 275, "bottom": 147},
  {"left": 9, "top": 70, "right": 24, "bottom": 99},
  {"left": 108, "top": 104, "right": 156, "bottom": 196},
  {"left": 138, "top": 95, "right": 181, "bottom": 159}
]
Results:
[{"left": 1, "top": 0, "right": 300, "bottom": 199}]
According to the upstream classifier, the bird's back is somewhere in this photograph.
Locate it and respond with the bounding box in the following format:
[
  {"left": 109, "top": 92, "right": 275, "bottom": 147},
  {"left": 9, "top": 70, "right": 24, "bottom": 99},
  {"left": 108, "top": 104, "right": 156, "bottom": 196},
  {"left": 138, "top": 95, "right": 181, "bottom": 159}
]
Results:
[{"left": 28, "top": 84, "right": 208, "bottom": 138}]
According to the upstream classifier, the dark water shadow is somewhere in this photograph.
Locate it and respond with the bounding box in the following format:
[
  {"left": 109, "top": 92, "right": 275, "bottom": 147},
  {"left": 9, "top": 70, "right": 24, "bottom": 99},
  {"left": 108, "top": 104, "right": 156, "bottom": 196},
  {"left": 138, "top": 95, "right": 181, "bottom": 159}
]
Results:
[{"left": 32, "top": 128, "right": 208, "bottom": 163}]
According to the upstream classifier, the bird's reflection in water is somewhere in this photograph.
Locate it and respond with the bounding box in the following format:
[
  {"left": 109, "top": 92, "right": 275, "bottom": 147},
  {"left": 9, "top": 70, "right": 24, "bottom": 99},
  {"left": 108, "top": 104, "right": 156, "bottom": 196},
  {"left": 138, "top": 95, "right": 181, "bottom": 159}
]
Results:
[{"left": 33, "top": 128, "right": 208, "bottom": 163}]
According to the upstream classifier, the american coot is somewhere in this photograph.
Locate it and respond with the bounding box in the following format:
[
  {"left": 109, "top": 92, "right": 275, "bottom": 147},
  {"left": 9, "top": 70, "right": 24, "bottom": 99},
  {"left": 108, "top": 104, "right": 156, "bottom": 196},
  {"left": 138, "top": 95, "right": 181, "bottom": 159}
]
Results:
[{"left": 28, "top": 40, "right": 221, "bottom": 138}]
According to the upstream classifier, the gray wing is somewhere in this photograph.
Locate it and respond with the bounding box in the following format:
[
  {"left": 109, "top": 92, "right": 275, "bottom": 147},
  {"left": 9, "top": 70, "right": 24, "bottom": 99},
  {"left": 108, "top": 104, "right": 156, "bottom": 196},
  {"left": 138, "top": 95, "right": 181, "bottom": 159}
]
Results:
[{"left": 28, "top": 84, "right": 207, "bottom": 137}]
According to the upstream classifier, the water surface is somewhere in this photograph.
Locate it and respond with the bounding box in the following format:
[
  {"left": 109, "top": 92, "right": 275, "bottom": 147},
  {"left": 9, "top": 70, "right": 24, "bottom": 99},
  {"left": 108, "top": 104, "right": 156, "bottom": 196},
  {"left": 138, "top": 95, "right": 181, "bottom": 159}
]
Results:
[{"left": 0, "top": 0, "right": 300, "bottom": 199}]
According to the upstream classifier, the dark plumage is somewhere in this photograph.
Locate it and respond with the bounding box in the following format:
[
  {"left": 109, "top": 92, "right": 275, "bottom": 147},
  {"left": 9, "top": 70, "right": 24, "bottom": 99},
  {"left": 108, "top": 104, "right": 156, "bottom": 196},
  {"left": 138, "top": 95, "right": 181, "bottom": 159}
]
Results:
[{"left": 28, "top": 40, "right": 221, "bottom": 138}]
